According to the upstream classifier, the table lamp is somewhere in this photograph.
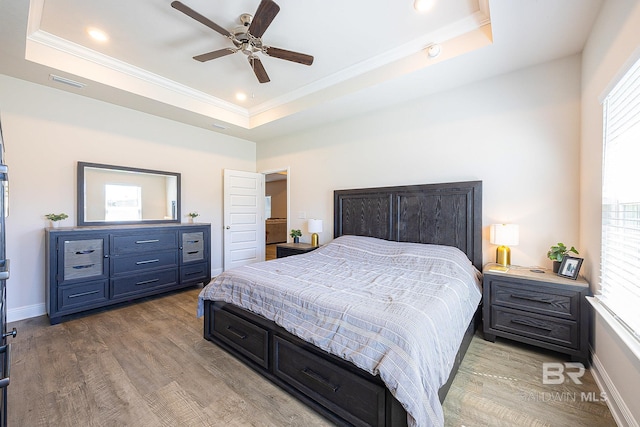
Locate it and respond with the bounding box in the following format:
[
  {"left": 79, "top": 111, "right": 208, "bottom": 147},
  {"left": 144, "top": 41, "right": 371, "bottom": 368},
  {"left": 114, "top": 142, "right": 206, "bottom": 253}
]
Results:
[
  {"left": 308, "top": 219, "right": 323, "bottom": 247},
  {"left": 490, "top": 224, "right": 519, "bottom": 266}
]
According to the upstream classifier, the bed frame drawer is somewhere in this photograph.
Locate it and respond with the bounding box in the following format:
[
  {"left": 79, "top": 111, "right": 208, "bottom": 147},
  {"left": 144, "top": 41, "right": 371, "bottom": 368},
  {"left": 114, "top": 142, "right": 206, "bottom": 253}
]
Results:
[
  {"left": 490, "top": 306, "right": 579, "bottom": 349},
  {"left": 212, "top": 308, "right": 269, "bottom": 368},
  {"left": 274, "top": 336, "right": 386, "bottom": 427}
]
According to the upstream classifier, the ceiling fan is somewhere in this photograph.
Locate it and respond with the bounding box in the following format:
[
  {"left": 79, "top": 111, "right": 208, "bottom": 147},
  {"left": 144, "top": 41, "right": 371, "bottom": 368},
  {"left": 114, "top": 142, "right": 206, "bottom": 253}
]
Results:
[{"left": 171, "top": 0, "right": 314, "bottom": 83}]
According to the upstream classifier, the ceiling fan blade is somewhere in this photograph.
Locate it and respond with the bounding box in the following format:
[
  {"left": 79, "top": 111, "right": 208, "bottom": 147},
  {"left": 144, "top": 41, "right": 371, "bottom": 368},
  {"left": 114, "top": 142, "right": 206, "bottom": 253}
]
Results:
[
  {"left": 249, "top": 56, "right": 270, "bottom": 83},
  {"left": 193, "top": 48, "right": 236, "bottom": 62},
  {"left": 248, "top": 0, "right": 280, "bottom": 38},
  {"left": 265, "top": 47, "right": 314, "bottom": 66},
  {"left": 171, "top": 1, "right": 230, "bottom": 37}
]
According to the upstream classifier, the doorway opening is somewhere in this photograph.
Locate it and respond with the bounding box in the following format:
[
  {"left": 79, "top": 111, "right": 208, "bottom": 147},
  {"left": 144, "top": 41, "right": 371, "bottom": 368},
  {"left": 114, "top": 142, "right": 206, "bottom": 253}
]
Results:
[{"left": 264, "top": 168, "right": 289, "bottom": 260}]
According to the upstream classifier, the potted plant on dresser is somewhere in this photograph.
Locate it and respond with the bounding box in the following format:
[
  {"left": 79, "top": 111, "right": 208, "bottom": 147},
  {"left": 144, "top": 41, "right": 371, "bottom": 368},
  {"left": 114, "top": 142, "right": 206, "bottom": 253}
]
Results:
[
  {"left": 547, "top": 242, "right": 579, "bottom": 273},
  {"left": 45, "top": 213, "right": 68, "bottom": 228},
  {"left": 290, "top": 229, "right": 302, "bottom": 243}
]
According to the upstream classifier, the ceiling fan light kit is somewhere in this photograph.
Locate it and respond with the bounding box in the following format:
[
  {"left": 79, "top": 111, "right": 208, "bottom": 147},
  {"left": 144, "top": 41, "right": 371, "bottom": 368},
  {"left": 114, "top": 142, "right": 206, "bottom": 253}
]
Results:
[{"left": 171, "top": 0, "right": 314, "bottom": 84}]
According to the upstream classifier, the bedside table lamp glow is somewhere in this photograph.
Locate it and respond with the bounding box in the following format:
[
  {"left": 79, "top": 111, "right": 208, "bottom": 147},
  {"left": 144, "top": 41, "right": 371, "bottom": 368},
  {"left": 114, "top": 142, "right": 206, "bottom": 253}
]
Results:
[
  {"left": 490, "top": 224, "right": 519, "bottom": 266},
  {"left": 308, "top": 219, "right": 323, "bottom": 247}
]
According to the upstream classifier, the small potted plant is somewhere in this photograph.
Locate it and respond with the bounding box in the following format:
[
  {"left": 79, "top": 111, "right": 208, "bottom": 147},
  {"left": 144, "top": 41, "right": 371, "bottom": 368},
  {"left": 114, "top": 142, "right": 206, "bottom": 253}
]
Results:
[
  {"left": 290, "top": 229, "right": 302, "bottom": 243},
  {"left": 547, "top": 242, "right": 579, "bottom": 273},
  {"left": 45, "top": 213, "right": 69, "bottom": 228},
  {"left": 187, "top": 212, "right": 199, "bottom": 223}
]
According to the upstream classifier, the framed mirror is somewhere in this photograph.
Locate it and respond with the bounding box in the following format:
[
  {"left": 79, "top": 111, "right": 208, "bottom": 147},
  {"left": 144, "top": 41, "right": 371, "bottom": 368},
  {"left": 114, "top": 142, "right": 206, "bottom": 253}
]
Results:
[{"left": 77, "top": 162, "right": 181, "bottom": 226}]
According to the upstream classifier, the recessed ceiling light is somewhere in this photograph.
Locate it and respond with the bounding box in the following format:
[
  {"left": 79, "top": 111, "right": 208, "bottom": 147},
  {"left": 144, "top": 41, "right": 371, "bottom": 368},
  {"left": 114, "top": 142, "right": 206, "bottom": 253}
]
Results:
[
  {"left": 414, "top": 0, "right": 435, "bottom": 13},
  {"left": 87, "top": 27, "right": 109, "bottom": 42},
  {"left": 236, "top": 92, "right": 247, "bottom": 102}
]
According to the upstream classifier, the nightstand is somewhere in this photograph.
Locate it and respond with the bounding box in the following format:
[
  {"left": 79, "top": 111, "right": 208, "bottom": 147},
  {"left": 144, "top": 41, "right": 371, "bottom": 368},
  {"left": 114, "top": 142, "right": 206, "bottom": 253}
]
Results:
[
  {"left": 482, "top": 263, "right": 590, "bottom": 365},
  {"left": 276, "top": 242, "right": 317, "bottom": 258}
]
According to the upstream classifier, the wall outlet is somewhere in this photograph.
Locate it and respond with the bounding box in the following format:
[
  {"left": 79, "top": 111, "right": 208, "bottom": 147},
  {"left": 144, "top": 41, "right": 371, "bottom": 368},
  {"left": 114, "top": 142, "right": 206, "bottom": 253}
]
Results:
[{"left": 298, "top": 211, "right": 306, "bottom": 219}]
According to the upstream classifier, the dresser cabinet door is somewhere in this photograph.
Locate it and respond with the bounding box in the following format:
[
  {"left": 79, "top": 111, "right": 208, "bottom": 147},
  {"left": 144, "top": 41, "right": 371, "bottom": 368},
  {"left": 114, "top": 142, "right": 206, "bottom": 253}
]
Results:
[
  {"left": 57, "top": 235, "right": 109, "bottom": 285},
  {"left": 181, "top": 231, "right": 204, "bottom": 263}
]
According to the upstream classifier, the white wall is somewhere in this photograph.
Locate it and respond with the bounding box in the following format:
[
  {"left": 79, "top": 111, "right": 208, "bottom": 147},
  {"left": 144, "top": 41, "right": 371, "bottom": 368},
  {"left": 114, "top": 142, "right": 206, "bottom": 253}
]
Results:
[
  {"left": 581, "top": 0, "right": 640, "bottom": 423},
  {"left": 0, "top": 75, "right": 256, "bottom": 321},
  {"left": 258, "top": 55, "right": 583, "bottom": 268}
]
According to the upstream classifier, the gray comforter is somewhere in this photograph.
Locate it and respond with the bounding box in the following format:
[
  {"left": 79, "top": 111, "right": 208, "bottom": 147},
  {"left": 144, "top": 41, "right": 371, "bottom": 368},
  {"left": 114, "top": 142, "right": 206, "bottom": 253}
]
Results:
[{"left": 198, "top": 235, "right": 482, "bottom": 427}]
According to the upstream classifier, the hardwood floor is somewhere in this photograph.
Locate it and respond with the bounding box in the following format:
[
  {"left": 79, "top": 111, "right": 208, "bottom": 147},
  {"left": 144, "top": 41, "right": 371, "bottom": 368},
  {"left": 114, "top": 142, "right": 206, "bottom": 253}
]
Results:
[{"left": 7, "top": 288, "right": 615, "bottom": 426}]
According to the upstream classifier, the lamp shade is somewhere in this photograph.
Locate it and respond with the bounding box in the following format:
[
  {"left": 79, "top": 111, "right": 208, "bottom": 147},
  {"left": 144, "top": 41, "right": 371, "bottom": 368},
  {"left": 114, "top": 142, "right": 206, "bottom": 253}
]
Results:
[
  {"left": 490, "top": 224, "right": 519, "bottom": 246},
  {"left": 308, "top": 219, "right": 323, "bottom": 233}
]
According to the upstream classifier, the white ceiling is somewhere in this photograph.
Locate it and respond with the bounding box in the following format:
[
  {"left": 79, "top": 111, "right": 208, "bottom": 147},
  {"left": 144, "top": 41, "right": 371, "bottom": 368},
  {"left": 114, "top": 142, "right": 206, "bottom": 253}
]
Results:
[{"left": 0, "top": 0, "right": 603, "bottom": 142}]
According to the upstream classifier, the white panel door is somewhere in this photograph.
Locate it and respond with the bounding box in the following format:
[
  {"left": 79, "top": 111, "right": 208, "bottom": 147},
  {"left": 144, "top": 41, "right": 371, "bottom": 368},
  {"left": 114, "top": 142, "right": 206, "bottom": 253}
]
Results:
[{"left": 223, "top": 169, "right": 265, "bottom": 271}]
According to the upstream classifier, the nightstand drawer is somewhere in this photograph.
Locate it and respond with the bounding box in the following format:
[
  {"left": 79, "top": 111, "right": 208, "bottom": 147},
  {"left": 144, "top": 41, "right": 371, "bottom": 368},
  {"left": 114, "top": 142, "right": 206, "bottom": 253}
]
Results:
[
  {"left": 490, "top": 281, "right": 579, "bottom": 320},
  {"left": 491, "top": 306, "right": 579, "bottom": 349}
]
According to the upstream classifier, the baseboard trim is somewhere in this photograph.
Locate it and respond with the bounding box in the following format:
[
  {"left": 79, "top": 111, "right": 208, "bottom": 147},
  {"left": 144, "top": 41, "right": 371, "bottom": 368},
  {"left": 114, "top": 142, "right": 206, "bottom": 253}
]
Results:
[
  {"left": 8, "top": 303, "right": 46, "bottom": 323},
  {"left": 590, "top": 348, "right": 639, "bottom": 427}
]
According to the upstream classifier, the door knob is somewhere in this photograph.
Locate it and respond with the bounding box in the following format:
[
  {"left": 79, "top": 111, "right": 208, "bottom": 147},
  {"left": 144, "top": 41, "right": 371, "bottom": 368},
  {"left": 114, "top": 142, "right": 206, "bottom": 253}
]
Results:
[{"left": 225, "top": 226, "right": 231, "bottom": 229}]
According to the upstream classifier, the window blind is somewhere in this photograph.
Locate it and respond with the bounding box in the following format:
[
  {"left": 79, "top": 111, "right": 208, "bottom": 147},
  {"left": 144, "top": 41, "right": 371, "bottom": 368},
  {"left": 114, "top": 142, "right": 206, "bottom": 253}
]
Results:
[{"left": 601, "top": 55, "right": 640, "bottom": 339}]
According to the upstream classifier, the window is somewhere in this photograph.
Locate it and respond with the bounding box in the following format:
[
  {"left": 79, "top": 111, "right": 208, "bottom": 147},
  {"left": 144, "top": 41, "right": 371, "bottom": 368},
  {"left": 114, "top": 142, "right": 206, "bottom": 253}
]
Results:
[
  {"left": 600, "top": 55, "right": 640, "bottom": 339},
  {"left": 104, "top": 184, "right": 142, "bottom": 221}
]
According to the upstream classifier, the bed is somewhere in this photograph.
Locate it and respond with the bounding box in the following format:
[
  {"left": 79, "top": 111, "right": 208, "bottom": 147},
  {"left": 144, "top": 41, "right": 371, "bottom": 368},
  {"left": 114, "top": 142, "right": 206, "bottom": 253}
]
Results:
[{"left": 199, "top": 181, "right": 483, "bottom": 427}]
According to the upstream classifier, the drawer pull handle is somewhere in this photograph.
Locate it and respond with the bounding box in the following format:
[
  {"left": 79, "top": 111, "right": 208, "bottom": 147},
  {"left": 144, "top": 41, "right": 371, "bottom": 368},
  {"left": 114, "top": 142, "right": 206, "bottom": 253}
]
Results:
[
  {"left": 136, "top": 278, "right": 159, "bottom": 286},
  {"left": 185, "top": 270, "right": 203, "bottom": 276},
  {"left": 75, "top": 250, "right": 95, "bottom": 255},
  {"left": 136, "top": 259, "right": 160, "bottom": 265},
  {"left": 135, "top": 239, "right": 160, "bottom": 244},
  {"left": 226, "top": 325, "right": 247, "bottom": 340},
  {"left": 301, "top": 367, "right": 340, "bottom": 392},
  {"left": 187, "top": 251, "right": 199, "bottom": 255},
  {"left": 510, "top": 318, "right": 554, "bottom": 332},
  {"left": 510, "top": 293, "right": 554, "bottom": 304},
  {"left": 72, "top": 264, "right": 95, "bottom": 270},
  {"left": 68, "top": 290, "right": 100, "bottom": 299},
  {"left": 186, "top": 240, "right": 200, "bottom": 244}
]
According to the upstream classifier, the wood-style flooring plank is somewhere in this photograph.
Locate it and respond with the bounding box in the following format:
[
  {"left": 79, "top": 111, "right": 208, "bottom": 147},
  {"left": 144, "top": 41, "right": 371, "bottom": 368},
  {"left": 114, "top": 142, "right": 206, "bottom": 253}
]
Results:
[{"left": 7, "top": 287, "right": 614, "bottom": 427}]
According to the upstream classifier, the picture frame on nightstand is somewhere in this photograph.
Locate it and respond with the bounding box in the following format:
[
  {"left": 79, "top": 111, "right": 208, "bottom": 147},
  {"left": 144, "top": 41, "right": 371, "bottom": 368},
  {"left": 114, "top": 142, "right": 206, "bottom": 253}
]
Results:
[{"left": 558, "top": 256, "right": 583, "bottom": 280}]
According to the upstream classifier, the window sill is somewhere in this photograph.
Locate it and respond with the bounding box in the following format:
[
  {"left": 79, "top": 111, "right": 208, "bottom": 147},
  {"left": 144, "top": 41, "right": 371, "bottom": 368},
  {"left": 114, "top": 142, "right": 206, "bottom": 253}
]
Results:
[{"left": 587, "top": 296, "right": 640, "bottom": 362}]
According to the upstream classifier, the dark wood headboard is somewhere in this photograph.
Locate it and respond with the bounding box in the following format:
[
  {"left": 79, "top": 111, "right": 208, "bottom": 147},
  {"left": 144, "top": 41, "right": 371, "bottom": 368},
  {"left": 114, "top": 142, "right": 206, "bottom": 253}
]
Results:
[{"left": 334, "top": 181, "right": 482, "bottom": 270}]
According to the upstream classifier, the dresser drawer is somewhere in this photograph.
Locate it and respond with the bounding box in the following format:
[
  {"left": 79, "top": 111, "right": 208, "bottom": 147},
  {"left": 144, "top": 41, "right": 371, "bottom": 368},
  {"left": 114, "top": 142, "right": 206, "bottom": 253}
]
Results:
[
  {"left": 490, "top": 280, "right": 579, "bottom": 320},
  {"left": 274, "top": 336, "right": 386, "bottom": 427},
  {"left": 111, "top": 250, "right": 178, "bottom": 276},
  {"left": 212, "top": 308, "right": 268, "bottom": 368},
  {"left": 57, "top": 280, "right": 109, "bottom": 312},
  {"left": 111, "top": 268, "right": 178, "bottom": 298},
  {"left": 490, "top": 306, "right": 579, "bottom": 349},
  {"left": 112, "top": 232, "right": 177, "bottom": 254},
  {"left": 180, "top": 262, "right": 209, "bottom": 284}
]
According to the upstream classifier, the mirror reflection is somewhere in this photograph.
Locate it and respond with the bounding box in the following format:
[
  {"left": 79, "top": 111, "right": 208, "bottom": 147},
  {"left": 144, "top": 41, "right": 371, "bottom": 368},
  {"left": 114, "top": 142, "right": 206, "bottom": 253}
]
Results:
[{"left": 78, "top": 162, "right": 180, "bottom": 226}]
